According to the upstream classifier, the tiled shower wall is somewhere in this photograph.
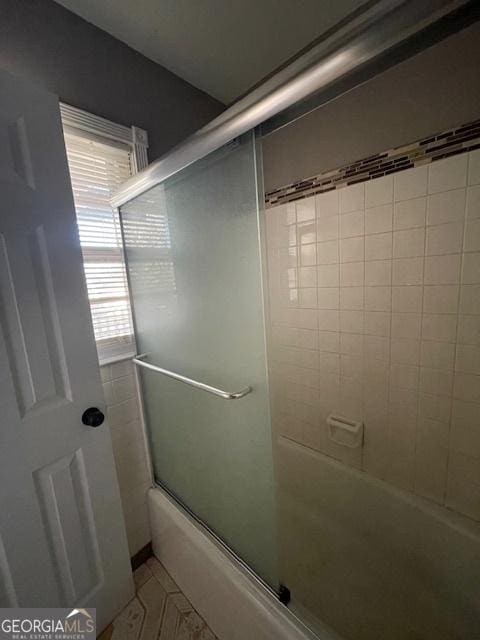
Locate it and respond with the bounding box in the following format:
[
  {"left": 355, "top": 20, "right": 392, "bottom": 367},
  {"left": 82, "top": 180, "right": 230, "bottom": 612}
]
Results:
[
  {"left": 100, "top": 359, "right": 151, "bottom": 555},
  {"left": 266, "top": 149, "right": 480, "bottom": 521}
]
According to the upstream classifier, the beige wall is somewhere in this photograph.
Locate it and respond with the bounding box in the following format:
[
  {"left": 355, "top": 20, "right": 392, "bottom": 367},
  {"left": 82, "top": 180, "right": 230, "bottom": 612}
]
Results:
[
  {"left": 1, "top": 0, "right": 223, "bottom": 163},
  {"left": 262, "top": 21, "right": 480, "bottom": 193}
]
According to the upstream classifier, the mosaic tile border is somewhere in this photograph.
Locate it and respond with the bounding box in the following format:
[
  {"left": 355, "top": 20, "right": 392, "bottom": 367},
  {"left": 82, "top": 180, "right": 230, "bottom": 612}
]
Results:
[{"left": 265, "top": 117, "right": 480, "bottom": 207}]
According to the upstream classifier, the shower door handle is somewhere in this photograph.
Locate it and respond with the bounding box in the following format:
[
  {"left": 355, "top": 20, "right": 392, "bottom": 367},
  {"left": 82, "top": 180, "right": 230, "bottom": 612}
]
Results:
[{"left": 132, "top": 354, "right": 252, "bottom": 400}]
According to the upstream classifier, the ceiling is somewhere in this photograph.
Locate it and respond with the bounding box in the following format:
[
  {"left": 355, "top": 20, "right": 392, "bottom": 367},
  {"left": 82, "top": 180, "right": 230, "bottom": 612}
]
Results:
[{"left": 54, "top": 0, "right": 365, "bottom": 104}]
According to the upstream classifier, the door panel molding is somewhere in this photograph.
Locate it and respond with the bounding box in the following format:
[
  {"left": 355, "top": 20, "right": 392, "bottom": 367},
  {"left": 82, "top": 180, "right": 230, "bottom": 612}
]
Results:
[
  {"left": 0, "top": 111, "right": 35, "bottom": 189},
  {"left": 33, "top": 449, "right": 104, "bottom": 605},
  {"left": 0, "top": 533, "right": 18, "bottom": 607},
  {"left": 0, "top": 228, "right": 72, "bottom": 418}
]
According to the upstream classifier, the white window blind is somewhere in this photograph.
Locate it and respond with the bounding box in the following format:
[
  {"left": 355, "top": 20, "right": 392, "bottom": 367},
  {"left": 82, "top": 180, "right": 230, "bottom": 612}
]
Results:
[{"left": 64, "top": 130, "right": 135, "bottom": 363}]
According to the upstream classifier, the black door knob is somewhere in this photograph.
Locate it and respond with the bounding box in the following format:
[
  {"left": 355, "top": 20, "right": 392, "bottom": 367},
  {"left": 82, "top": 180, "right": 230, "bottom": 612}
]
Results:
[{"left": 82, "top": 407, "right": 105, "bottom": 427}]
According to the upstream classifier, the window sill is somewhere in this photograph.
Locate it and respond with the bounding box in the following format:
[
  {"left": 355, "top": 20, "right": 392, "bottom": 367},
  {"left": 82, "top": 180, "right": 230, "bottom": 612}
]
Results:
[{"left": 99, "top": 350, "right": 136, "bottom": 368}]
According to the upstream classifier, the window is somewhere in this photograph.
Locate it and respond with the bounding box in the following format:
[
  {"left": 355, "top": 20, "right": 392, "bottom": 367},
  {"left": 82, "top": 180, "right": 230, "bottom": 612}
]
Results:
[{"left": 61, "top": 104, "right": 148, "bottom": 364}]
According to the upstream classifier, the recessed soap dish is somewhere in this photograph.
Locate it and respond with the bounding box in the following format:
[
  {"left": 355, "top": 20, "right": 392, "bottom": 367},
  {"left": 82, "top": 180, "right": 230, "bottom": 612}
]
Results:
[{"left": 327, "top": 414, "right": 364, "bottom": 449}]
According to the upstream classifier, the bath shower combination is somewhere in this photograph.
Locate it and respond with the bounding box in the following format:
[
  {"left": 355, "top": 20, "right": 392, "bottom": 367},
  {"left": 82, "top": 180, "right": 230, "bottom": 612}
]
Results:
[{"left": 109, "top": 1, "right": 480, "bottom": 638}]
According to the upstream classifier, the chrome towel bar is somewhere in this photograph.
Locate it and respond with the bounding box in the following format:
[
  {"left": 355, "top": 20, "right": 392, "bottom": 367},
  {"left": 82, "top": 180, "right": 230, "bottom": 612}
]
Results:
[{"left": 132, "top": 354, "right": 252, "bottom": 400}]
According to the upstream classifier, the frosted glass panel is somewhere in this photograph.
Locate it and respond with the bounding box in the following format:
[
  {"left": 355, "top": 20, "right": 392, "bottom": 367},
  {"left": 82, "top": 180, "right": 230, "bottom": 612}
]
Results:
[{"left": 120, "top": 133, "right": 278, "bottom": 587}]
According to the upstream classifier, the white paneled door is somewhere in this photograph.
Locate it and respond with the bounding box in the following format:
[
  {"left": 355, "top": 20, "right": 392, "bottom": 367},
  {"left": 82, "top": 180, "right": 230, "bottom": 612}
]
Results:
[{"left": 0, "top": 72, "right": 134, "bottom": 628}]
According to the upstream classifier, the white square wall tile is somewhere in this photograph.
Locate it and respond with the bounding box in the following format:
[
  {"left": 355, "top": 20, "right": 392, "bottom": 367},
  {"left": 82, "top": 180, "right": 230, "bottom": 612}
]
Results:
[
  {"left": 392, "top": 257, "right": 423, "bottom": 286},
  {"left": 457, "top": 315, "right": 480, "bottom": 345},
  {"left": 365, "top": 204, "right": 393, "bottom": 235},
  {"left": 364, "top": 335, "right": 390, "bottom": 361},
  {"left": 392, "top": 313, "right": 421, "bottom": 339},
  {"left": 340, "top": 287, "right": 364, "bottom": 310},
  {"left": 453, "top": 372, "right": 480, "bottom": 403},
  {"left": 391, "top": 338, "right": 420, "bottom": 365},
  {"left": 416, "top": 413, "right": 450, "bottom": 448},
  {"left": 111, "top": 359, "right": 133, "bottom": 378},
  {"left": 421, "top": 341, "right": 455, "bottom": 370},
  {"left": 299, "top": 288, "right": 317, "bottom": 308},
  {"left": 466, "top": 185, "right": 480, "bottom": 220},
  {"left": 297, "top": 221, "right": 316, "bottom": 245},
  {"left": 340, "top": 261, "right": 364, "bottom": 287},
  {"left": 451, "top": 398, "right": 480, "bottom": 430},
  {"left": 394, "top": 166, "right": 428, "bottom": 201},
  {"left": 278, "top": 222, "right": 297, "bottom": 247},
  {"left": 389, "top": 387, "right": 418, "bottom": 414},
  {"left": 424, "top": 254, "right": 461, "bottom": 285},
  {"left": 299, "top": 266, "right": 317, "bottom": 288},
  {"left": 340, "top": 310, "right": 364, "bottom": 333},
  {"left": 103, "top": 381, "right": 114, "bottom": 405},
  {"left": 459, "top": 284, "right": 480, "bottom": 315},
  {"left": 277, "top": 202, "right": 296, "bottom": 226},
  {"left": 448, "top": 451, "right": 480, "bottom": 486},
  {"left": 100, "top": 365, "right": 112, "bottom": 383},
  {"left": 421, "top": 314, "right": 457, "bottom": 343},
  {"left": 393, "top": 228, "right": 425, "bottom": 258},
  {"left": 364, "top": 311, "right": 391, "bottom": 337},
  {"left": 365, "top": 260, "right": 391, "bottom": 286},
  {"left": 428, "top": 154, "right": 468, "bottom": 194},
  {"left": 426, "top": 189, "right": 466, "bottom": 226},
  {"left": 112, "top": 375, "right": 136, "bottom": 402},
  {"left": 464, "top": 218, "right": 480, "bottom": 252},
  {"left": 316, "top": 240, "right": 337, "bottom": 264},
  {"left": 317, "top": 215, "right": 339, "bottom": 242},
  {"left": 423, "top": 285, "right": 459, "bottom": 314},
  {"left": 365, "top": 232, "right": 392, "bottom": 260},
  {"left": 296, "top": 197, "right": 316, "bottom": 222},
  {"left": 297, "top": 328, "right": 318, "bottom": 350},
  {"left": 364, "top": 361, "right": 389, "bottom": 391},
  {"left": 390, "top": 363, "right": 419, "bottom": 390},
  {"left": 455, "top": 344, "right": 480, "bottom": 375},
  {"left": 320, "top": 351, "right": 340, "bottom": 374},
  {"left": 419, "top": 367, "right": 453, "bottom": 397},
  {"left": 365, "top": 286, "right": 391, "bottom": 312},
  {"left": 279, "top": 246, "right": 298, "bottom": 268},
  {"left": 318, "top": 330, "right": 340, "bottom": 352},
  {"left": 317, "top": 287, "right": 339, "bottom": 309},
  {"left": 340, "top": 236, "right": 364, "bottom": 263},
  {"left": 365, "top": 174, "right": 393, "bottom": 208},
  {"left": 394, "top": 197, "right": 426, "bottom": 230},
  {"left": 340, "top": 332, "right": 364, "bottom": 356},
  {"left": 299, "top": 243, "right": 315, "bottom": 266},
  {"left": 316, "top": 189, "right": 339, "bottom": 218},
  {"left": 318, "top": 309, "right": 340, "bottom": 331},
  {"left": 418, "top": 392, "right": 452, "bottom": 423},
  {"left": 469, "top": 149, "right": 480, "bottom": 186},
  {"left": 317, "top": 264, "right": 339, "bottom": 287},
  {"left": 340, "top": 210, "right": 364, "bottom": 238},
  {"left": 392, "top": 286, "right": 422, "bottom": 313},
  {"left": 339, "top": 182, "right": 364, "bottom": 213},
  {"left": 426, "top": 222, "right": 463, "bottom": 255}
]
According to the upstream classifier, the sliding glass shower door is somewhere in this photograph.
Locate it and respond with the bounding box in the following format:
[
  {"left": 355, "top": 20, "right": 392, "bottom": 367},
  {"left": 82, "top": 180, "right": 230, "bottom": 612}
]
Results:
[{"left": 120, "top": 132, "right": 278, "bottom": 588}]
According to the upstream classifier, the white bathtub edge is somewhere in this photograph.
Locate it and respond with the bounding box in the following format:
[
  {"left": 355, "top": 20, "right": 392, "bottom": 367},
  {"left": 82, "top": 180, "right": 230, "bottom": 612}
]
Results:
[{"left": 148, "top": 486, "right": 324, "bottom": 640}]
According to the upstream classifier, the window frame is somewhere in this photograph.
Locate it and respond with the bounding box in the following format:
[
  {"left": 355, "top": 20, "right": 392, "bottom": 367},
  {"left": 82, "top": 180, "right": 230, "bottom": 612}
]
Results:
[{"left": 60, "top": 103, "right": 148, "bottom": 365}]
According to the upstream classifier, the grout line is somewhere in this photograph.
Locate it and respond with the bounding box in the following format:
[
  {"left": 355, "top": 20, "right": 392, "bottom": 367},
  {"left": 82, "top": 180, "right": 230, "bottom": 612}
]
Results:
[
  {"left": 444, "top": 161, "right": 470, "bottom": 505},
  {"left": 412, "top": 168, "right": 429, "bottom": 498}
]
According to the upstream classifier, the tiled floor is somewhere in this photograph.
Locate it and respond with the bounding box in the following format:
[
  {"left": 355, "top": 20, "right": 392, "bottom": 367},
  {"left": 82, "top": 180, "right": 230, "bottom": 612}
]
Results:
[{"left": 100, "top": 557, "right": 218, "bottom": 640}]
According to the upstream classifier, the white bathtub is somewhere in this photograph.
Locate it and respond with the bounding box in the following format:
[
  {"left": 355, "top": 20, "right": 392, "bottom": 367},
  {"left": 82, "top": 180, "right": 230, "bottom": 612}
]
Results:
[
  {"left": 147, "top": 439, "right": 480, "bottom": 640},
  {"left": 147, "top": 486, "right": 332, "bottom": 640}
]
